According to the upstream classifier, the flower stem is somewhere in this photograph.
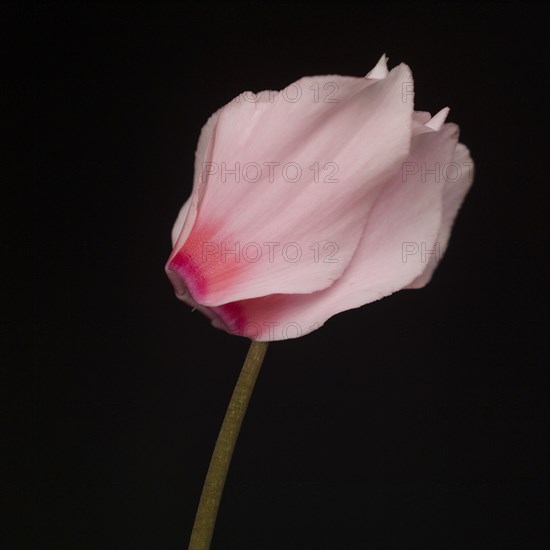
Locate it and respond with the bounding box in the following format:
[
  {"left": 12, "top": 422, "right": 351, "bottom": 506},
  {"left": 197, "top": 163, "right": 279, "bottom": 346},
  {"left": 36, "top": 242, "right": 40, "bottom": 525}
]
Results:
[{"left": 188, "top": 340, "right": 269, "bottom": 550}]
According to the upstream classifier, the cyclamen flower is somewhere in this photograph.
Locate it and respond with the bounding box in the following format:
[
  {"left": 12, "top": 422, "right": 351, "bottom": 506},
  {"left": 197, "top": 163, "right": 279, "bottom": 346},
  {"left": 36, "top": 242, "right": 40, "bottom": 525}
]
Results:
[{"left": 166, "top": 55, "right": 474, "bottom": 341}]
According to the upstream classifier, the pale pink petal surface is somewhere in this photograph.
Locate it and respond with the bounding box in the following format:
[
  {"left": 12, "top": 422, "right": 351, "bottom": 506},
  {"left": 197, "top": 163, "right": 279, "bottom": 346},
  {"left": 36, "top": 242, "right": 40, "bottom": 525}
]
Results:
[
  {"left": 167, "top": 63, "right": 414, "bottom": 306},
  {"left": 165, "top": 56, "right": 474, "bottom": 340},
  {"left": 171, "top": 55, "right": 391, "bottom": 250},
  {"left": 407, "top": 141, "right": 474, "bottom": 288},
  {"left": 211, "top": 123, "right": 462, "bottom": 340}
]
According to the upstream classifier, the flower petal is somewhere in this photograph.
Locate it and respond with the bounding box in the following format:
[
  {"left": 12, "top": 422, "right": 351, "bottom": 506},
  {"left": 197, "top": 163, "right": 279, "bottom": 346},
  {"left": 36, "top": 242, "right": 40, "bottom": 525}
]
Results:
[
  {"left": 412, "top": 110, "right": 433, "bottom": 134},
  {"left": 365, "top": 54, "right": 389, "bottom": 79},
  {"left": 167, "top": 64, "right": 414, "bottom": 307},
  {"left": 212, "top": 123, "right": 460, "bottom": 340},
  {"left": 407, "top": 140, "right": 474, "bottom": 288},
  {"left": 170, "top": 109, "right": 221, "bottom": 249},
  {"left": 425, "top": 107, "right": 450, "bottom": 131}
]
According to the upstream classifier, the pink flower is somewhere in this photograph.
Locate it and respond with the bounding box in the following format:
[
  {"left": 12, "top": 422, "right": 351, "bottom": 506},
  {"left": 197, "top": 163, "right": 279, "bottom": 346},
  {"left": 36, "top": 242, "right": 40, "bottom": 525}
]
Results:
[{"left": 165, "top": 55, "right": 474, "bottom": 341}]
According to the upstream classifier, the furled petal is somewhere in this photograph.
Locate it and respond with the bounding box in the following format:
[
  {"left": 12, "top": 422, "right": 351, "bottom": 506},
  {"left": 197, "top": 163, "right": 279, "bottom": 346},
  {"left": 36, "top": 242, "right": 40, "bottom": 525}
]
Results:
[
  {"left": 170, "top": 110, "right": 221, "bottom": 248},
  {"left": 170, "top": 198, "right": 191, "bottom": 248},
  {"left": 211, "top": 123, "right": 460, "bottom": 340},
  {"left": 171, "top": 55, "right": 392, "bottom": 249},
  {"left": 167, "top": 64, "right": 414, "bottom": 307},
  {"left": 407, "top": 141, "right": 474, "bottom": 288},
  {"left": 170, "top": 56, "right": 391, "bottom": 249}
]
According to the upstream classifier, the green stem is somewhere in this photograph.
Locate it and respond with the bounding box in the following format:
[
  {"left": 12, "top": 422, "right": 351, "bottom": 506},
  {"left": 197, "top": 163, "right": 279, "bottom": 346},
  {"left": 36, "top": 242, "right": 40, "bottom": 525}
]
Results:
[{"left": 188, "top": 340, "right": 269, "bottom": 550}]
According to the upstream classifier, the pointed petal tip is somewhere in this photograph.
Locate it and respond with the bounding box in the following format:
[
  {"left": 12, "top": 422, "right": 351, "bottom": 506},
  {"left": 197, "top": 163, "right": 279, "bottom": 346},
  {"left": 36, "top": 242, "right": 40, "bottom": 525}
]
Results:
[
  {"left": 366, "top": 54, "right": 389, "bottom": 79},
  {"left": 426, "top": 107, "right": 450, "bottom": 131}
]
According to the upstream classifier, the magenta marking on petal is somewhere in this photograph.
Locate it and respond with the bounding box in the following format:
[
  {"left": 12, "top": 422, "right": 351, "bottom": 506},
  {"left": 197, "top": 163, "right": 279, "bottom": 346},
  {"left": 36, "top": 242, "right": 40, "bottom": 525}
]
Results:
[
  {"left": 213, "top": 302, "right": 247, "bottom": 335},
  {"left": 166, "top": 223, "right": 221, "bottom": 301},
  {"left": 168, "top": 249, "right": 208, "bottom": 301}
]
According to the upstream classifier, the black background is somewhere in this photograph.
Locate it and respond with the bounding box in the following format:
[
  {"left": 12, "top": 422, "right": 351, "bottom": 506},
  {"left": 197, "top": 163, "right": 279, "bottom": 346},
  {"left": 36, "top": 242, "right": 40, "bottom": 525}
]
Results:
[{"left": 14, "top": 1, "right": 549, "bottom": 548}]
